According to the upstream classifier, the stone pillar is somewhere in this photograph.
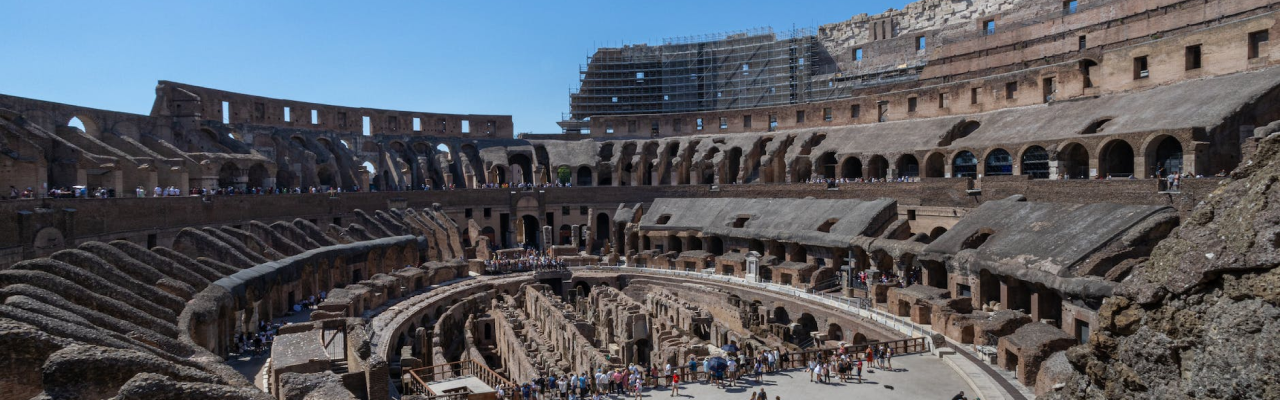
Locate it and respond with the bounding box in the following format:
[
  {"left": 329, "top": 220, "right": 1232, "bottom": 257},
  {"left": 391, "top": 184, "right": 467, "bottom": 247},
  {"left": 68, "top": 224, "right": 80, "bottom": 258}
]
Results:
[
  {"left": 571, "top": 225, "right": 581, "bottom": 248},
  {"left": 1047, "top": 160, "right": 1061, "bottom": 180},
  {"left": 541, "top": 225, "right": 553, "bottom": 250},
  {"left": 1029, "top": 289, "right": 1042, "bottom": 322},
  {"left": 1000, "top": 277, "right": 1012, "bottom": 311}
]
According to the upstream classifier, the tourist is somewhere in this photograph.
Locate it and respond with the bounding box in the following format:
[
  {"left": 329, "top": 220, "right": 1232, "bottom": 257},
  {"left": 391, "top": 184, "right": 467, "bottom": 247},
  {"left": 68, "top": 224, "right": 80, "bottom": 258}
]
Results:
[
  {"left": 669, "top": 370, "right": 680, "bottom": 397},
  {"left": 951, "top": 391, "right": 968, "bottom": 400},
  {"left": 663, "top": 363, "right": 672, "bottom": 387},
  {"left": 885, "top": 345, "right": 894, "bottom": 370},
  {"left": 726, "top": 357, "right": 737, "bottom": 387}
]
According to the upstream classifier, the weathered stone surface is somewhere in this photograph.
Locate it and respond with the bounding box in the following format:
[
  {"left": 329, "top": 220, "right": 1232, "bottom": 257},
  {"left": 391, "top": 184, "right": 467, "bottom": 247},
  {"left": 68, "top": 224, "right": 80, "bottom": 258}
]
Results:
[{"left": 1048, "top": 133, "right": 1280, "bottom": 399}]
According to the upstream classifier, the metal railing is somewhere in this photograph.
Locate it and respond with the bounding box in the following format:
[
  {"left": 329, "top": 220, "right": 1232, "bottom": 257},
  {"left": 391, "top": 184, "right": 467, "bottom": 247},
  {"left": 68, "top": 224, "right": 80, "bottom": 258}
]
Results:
[{"left": 406, "top": 359, "right": 515, "bottom": 397}]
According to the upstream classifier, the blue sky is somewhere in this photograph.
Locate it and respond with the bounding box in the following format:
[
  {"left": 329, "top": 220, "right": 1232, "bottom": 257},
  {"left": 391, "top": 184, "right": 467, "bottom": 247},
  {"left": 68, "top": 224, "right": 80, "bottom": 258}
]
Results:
[{"left": 1, "top": 0, "right": 901, "bottom": 135}]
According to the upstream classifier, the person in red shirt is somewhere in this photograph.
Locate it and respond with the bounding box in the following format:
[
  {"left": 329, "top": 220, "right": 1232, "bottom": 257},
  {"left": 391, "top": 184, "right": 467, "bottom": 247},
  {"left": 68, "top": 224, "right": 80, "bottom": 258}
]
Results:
[{"left": 669, "top": 371, "right": 680, "bottom": 397}]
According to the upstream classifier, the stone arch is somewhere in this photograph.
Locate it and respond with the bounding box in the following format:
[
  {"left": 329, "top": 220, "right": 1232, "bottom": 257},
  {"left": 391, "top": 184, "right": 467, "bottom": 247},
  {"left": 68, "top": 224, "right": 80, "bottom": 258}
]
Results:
[
  {"left": 576, "top": 166, "right": 593, "bottom": 186},
  {"left": 983, "top": 148, "right": 1013, "bottom": 176},
  {"left": 928, "top": 227, "right": 948, "bottom": 241},
  {"left": 725, "top": 147, "right": 743, "bottom": 184},
  {"left": 867, "top": 155, "right": 889, "bottom": 180},
  {"left": 556, "top": 165, "right": 572, "bottom": 185},
  {"left": 1099, "top": 139, "right": 1135, "bottom": 178},
  {"left": 1020, "top": 146, "right": 1050, "bottom": 179},
  {"left": 1057, "top": 142, "right": 1090, "bottom": 179},
  {"left": 491, "top": 164, "right": 508, "bottom": 185},
  {"left": 217, "top": 162, "right": 243, "bottom": 189},
  {"left": 111, "top": 121, "right": 140, "bottom": 140},
  {"left": 817, "top": 152, "right": 839, "bottom": 179},
  {"left": 66, "top": 115, "right": 101, "bottom": 138},
  {"left": 827, "top": 323, "right": 843, "bottom": 341},
  {"left": 951, "top": 150, "right": 978, "bottom": 178},
  {"left": 559, "top": 224, "right": 573, "bottom": 245},
  {"left": 796, "top": 313, "right": 819, "bottom": 344},
  {"left": 790, "top": 158, "right": 812, "bottom": 182},
  {"left": 317, "top": 165, "right": 336, "bottom": 188},
  {"left": 923, "top": 152, "right": 946, "bottom": 178},
  {"left": 508, "top": 153, "right": 533, "bottom": 184},
  {"left": 519, "top": 214, "right": 540, "bottom": 249},
  {"left": 839, "top": 156, "right": 862, "bottom": 180},
  {"left": 895, "top": 154, "right": 920, "bottom": 178},
  {"left": 33, "top": 227, "right": 65, "bottom": 256},
  {"left": 246, "top": 163, "right": 270, "bottom": 189},
  {"left": 1145, "top": 135, "right": 1185, "bottom": 176},
  {"left": 772, "top": 306, "right": 791, "bottom": 324}
]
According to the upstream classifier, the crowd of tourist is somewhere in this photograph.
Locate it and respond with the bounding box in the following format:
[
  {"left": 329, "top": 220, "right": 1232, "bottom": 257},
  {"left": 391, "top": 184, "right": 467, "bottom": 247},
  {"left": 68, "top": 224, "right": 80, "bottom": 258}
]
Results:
[
  {"left": 230, "top": 320, "right": 286, "bottom": 358},
  {"left": 483, "top": 248, "right": 567, "bottom": 274},
  {"left": 493, "top": 345, "right": 909, "bottom": 400},
  {"left": 802, "top": 176, "right": 921, "bottom": 185}
]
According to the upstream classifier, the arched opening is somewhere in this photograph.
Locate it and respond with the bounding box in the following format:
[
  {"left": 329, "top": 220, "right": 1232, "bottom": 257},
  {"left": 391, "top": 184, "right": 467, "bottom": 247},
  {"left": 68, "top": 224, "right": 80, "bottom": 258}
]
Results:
[
  {"left": 574, "top": 281, "right": 591, "bottom": 298},
  {"left": 577, "top": 166, "right": 593, "bottom": 186},
  {"left": 1059, "top": 143, "right": 1090, "bottom": 179},
  {"left": 984, "top": 149, "right": 1013, "bottom": 176},
  {"left": 940, "top": 120, "right": 981, "bottom": 146},
  {"left": 791, "top": 158, "right": 812, "bottom": 182},
  {"left": 480, "top": 227, "right": 497, "bottom": 247},
  {"left": 924, "top": 152, "right": 946, "bottom": 178},
  {"left": 492, "top": 166, "right": 507, "bottom": 185},
  {"left": 559, "top": 224, "right": 572, "bottom": 245},
  {"left": 726, "top": 147, "right": 742, "bottom": 184},
  {"left": 633, "top": 339, "right": 652, "bottom": 365},
  {"left": 620, "top": 161, "right": 634, "bottom": 186},
  {"left": 896, "top": 154, "right": 920, "bottom": 178},
  {"left": 1100, "top": 140, "right": 1135, "bottom": 178},
  {"left": 952, "top": 151, "right": 978, "bottom": 178},
  {"left": 772, "top": 307, "right": 790, "bottom": 324},
  {"left": 688, "top": 237, "right": 703, "bottom": 251},
  {"left": 700, "top": 165, "right": 715, "bottom": 185},
  {"left": 795, "top": 313, "right": 819, "bottom": 346},
  {"left": 827, "top": 323, "right": 843, "bottom": 341},
  {"left": 840, "top": 156, "right": 862, "bottom": 179},
  {"left": 709, "top": 236, "right": 724, "bottom": 255},
  {"left": 519, "top": 215, "right": 541, "bottom": 249},
  {"left": 67, "top": 115, "right": 99, "bottom": 138},
  {"left": 247, "top": 163, "right": 269, "bottom": 189},
  {"left": 596, "top": 166, "right": 612, "bottom": 186},
  {"left": 962, "top": 229, "right": 994, "bottom": 250},
  {"left": 1020, "top": 146, "right": 1049, "bottom": 179},
  {"left": 1081, "top": 118, "right": 1113, "bottom": 134},
  {"left": 508, "top": 154, "right": 533, "bottom": 184},
  {"left": 928, "top": 227, "right": 948, "bottom": 242},
  {"left": 867, "top": 155, "right": 889, "bottom": 180},
  {"left": 1151, "top": 136, "right": 1184, "bottom": 176},
  {"left": 217, "top": 162, "right": 242, "bottom": 189},
  {"left": 818, "top": 152, "right": 839, "bottom": 179},
  {"left": 668, "top": 236, "right": 683, "bottom": 253},
  {"left": 594, "top": 213, "right": 611, "bottom": 252},
  {"left": 556, "top": 166, "right": 572, "bottom": 185}
]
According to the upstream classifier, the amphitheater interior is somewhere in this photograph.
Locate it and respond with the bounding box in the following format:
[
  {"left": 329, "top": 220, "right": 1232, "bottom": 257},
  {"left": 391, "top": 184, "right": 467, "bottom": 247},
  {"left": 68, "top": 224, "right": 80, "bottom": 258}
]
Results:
[{"left": 1, "top": 0, "right": 1279, "bottom": 399}]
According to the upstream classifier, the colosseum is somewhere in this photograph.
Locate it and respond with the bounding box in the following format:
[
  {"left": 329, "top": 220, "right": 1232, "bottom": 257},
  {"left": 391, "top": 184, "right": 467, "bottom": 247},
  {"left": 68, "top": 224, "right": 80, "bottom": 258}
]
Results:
[{"left": 1, "top": 0, "right": 1278, "bottom": 399}]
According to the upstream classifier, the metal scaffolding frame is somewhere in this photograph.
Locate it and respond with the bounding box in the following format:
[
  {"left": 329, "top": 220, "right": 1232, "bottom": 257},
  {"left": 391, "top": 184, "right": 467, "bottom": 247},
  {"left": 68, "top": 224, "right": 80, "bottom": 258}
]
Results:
[{"left": 568, "top": 27, "right": 821, "bottom": 120}]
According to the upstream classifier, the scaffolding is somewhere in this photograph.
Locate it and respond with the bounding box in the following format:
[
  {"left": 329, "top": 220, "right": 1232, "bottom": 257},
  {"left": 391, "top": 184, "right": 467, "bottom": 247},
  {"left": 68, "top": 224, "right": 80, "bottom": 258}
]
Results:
[{"left": 568, "top": 27, "right": 821, "bottom": 120}]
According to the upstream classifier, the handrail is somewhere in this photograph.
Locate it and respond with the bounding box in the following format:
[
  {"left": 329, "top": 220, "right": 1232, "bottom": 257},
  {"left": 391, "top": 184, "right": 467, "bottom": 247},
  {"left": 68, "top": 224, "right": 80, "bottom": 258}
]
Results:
[{"left": 406, "top": 358, "right": 515, "bottom": 396}]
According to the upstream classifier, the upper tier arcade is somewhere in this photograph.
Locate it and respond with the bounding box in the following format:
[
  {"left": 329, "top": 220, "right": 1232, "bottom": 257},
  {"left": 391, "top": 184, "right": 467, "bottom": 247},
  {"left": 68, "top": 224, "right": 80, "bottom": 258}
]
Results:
[{"left": 153, "top": 81, "right": 514, "bottom": 139}]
